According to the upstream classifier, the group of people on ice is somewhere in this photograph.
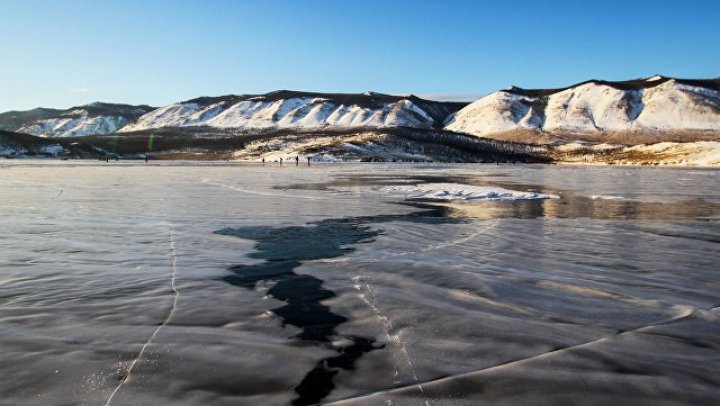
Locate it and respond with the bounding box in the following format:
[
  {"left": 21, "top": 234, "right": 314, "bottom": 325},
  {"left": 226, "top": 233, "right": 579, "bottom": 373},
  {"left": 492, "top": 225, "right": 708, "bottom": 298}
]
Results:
[{"left": 262, "top": 156, "right": 311, "bottom": 166}]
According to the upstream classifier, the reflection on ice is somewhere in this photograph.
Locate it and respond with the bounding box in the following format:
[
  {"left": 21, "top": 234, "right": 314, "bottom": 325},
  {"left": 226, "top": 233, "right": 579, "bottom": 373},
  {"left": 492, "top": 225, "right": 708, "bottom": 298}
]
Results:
[{"left": 440, "top": 194, "right": 720, "bottom": 221}]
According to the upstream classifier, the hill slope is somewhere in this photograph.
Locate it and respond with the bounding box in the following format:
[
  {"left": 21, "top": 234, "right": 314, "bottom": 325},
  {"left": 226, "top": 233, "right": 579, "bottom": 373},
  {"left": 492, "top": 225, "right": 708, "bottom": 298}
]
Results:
[
  {"left": 0, "top": 103, "right": 155, "bottom": 138},
  {"left": 2, "top": 76, "right": 719, "bottom": 151},
  {"left": 0, "top": 130, "right": 66, "bottom": 155},
  {"left": 119, "top": 91, "right": 465, "bottom": 132},
  {"left": 444, "top": 76, "right": 720, "bottom": 144}
]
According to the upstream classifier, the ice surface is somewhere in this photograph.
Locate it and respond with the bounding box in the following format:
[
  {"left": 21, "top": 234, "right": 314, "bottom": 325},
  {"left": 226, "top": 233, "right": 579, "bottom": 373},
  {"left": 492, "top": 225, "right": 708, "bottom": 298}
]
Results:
[{"left": 0, "top": 162, "right": 719, "bottom": 405}]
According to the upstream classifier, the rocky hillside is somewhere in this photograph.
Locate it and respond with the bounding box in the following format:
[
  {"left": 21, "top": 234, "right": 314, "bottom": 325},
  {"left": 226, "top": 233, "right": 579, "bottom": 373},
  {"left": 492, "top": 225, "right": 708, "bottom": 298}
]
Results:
[
  {"left": 4, "top": 77, "right": 718, "bottom": 146},
  {"left": 2, "top": 76, "right": 719, "bottom": 164},
  {"left": 0, "top": 130, "right": 66, "bottom": 156},
  {"left": 119, "top": 91, "right": 465, "bottom": 132},
  {"left": 445, "top": 76, "right": 720, "bottom": 144},
  {"left": 0, "top": 103, "right": 154, "bottom": 138}
]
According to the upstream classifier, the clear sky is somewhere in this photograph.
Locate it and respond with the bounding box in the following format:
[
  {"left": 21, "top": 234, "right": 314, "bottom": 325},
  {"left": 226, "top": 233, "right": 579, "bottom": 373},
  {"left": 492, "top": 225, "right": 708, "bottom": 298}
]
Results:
[{"left": 1, "top": 0, "right": 718, "bottom": 112}]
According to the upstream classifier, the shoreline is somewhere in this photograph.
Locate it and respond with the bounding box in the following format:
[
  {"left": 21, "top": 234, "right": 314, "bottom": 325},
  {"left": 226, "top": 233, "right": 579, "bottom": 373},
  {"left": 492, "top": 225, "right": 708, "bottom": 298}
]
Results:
[{"left": 2, "top": 156, "right": 719, "bottom": 169}]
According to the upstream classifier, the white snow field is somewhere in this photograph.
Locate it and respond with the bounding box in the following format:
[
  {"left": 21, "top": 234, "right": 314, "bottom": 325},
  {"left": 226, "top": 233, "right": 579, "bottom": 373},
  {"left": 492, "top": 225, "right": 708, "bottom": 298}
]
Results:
[{"left": 0, "top": 162, "right": 719, "bottom": 405}]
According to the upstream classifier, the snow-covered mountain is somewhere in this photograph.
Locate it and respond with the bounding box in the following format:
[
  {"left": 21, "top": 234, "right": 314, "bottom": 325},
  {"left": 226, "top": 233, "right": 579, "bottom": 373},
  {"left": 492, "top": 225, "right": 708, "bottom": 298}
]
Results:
[
  {"left": 119, "top": 91, "right": 464, "bottom": 133},
  {"left": 445, "top": 76, "right": 720, "bottom": 142},
  {"left": 3, "top": 77, "right": 719, "bottom": 145},
  {"left": 0, "top": 103, "right": 154, "bottom": 138}
]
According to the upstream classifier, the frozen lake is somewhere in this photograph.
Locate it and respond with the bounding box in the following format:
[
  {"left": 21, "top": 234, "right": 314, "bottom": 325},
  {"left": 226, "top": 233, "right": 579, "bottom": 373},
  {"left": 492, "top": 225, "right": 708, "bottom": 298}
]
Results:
[{"left": 1, "top": 161, "right": 719, "bottom": 405}]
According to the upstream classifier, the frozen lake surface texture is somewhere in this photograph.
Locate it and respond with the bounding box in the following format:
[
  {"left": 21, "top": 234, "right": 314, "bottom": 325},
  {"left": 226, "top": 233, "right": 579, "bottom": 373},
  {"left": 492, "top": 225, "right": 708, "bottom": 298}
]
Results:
[{"left": 1, "top": 161, "right": 719, "bottom": 405}]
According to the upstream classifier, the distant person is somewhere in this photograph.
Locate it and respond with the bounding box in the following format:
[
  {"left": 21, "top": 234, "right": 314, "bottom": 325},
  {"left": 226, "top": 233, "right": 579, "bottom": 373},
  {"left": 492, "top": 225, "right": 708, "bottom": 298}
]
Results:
[
  {"left": 295, "top": 156, "right": 299, "bottom": 166},
  {"left": 262, "top": 158, "right": 265, "bottom": 165},
  {"left": 280, "top": 158, "right": 283, "bottom": 166},
  {"left": 307, "top": 156, "right": 311, "bottom": 166}
]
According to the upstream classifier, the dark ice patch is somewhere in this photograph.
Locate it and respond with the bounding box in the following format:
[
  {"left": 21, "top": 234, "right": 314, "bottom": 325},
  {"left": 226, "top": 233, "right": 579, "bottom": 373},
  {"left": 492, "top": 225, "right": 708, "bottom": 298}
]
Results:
[{"left": 215, "top": 209, "right": 461, "bottom": 404}]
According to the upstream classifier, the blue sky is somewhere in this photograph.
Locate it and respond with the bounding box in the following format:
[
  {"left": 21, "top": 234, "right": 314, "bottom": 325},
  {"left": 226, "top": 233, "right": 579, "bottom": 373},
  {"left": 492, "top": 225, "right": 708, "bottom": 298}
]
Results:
[{"left": 1, "top": 0, "right": 718, "bottom": 111}]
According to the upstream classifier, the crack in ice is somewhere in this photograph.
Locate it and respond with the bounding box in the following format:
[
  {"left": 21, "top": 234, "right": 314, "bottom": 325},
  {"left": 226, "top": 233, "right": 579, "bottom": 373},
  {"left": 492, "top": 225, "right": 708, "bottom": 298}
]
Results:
[
  {"left": 352, "top": 275, "right": 421, "bottom": 391},
  {"left": 104, "top": 228, "right": 180, "bottom": 406},
  {"left": 201, "top": 178, "right": 324, "bottom": 200},
  {"left": 326, "top": 302, "right": 707, "bottom": 404}
]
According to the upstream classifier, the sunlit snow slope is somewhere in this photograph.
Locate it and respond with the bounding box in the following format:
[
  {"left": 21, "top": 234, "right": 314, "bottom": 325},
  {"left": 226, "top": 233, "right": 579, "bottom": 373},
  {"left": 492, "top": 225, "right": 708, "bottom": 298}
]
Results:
[
  {"left": 119, "top": 91, "right": 463, "bottom": 132},
  {"left": 445, "top": 76, "right": 720, "bottom": 139},
  {"left": 4, "top": 76, "right": 719, "bottom": 144},
  {"left": 0, "top": 103, "right": 154, "bottom": 138}
]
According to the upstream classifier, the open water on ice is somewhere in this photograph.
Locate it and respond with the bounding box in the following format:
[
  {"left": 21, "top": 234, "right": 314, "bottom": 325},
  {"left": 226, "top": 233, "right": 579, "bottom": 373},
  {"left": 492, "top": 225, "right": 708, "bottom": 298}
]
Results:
[{"left": 1, "top": 161, "right": 719, "bottom": 405}]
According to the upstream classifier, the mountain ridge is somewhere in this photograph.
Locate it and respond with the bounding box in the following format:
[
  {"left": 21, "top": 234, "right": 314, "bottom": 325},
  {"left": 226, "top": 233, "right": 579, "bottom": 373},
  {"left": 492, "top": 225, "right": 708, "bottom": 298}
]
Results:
[
  {"left": 503, "top": 75, "right": 720, "bottom": 97},
  {"left": 445, "top": 75, "right": 720, "bottom": 142},
  {"left": 119, "top": 90, "right": 465, "bottom": 133},
  {"left": 1, "top": 76, "right": 718, "bottom": 145},
  {"left": 0, "top": 102, "right": 155, "bottom": 138}
]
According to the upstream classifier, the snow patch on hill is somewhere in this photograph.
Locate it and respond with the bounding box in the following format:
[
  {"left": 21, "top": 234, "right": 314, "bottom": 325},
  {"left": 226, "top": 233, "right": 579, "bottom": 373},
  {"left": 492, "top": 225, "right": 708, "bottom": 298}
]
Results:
[
  {"left": 556, "top": 141, "right": 720, "bottom": 166},
  {"left": 0, "top": 145, "right": 24, "bottom": 156},
  {"left": 38, "top": 144, "right": 66, "bottom": 155},
  {"left": 627, "top": 141, "right": 720, "bottom": 166},
  {"left": 0, "top": 142, "right": 65, "bottom": 156}
]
